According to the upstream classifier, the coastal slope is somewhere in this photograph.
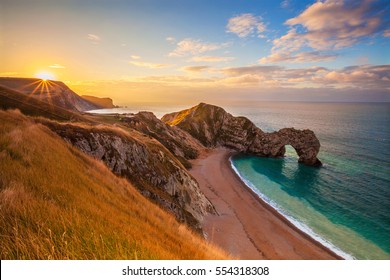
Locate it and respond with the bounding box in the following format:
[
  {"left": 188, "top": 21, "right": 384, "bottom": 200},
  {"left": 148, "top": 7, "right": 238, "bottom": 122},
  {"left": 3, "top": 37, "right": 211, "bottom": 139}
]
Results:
[
  {"left": 0, "top": 77, "right": 114, "bottom": 111},
  {"left": 0, "top": 109, "right": 228, "bottom": 259},
  {"left": 0, "top": 85, "right": 88, "bottom": 121},
  {"left": 40, "top": 118, "right": 215, "bottom": 231}
]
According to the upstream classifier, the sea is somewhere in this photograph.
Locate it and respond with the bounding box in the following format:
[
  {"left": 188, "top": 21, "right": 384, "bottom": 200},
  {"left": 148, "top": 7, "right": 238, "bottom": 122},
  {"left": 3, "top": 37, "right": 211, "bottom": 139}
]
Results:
[{"left": 89, "top": 101, "right": 390, "bottom": 260}]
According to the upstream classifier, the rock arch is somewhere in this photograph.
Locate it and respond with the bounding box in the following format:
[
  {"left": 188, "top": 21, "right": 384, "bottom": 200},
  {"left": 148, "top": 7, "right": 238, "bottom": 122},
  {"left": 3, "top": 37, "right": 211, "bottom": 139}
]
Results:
[{"left": 271, "top": 128, "right": 322, "bottom": 167}]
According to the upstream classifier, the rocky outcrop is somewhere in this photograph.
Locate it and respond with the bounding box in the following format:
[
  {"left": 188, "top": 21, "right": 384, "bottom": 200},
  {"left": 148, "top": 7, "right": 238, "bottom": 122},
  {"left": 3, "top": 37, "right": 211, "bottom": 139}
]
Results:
[
  {"left": 81, "top": 95, "right": 116, "bottom": 109},
  {"left": 120, "top": 111, "right": 204, "bottom": 168},
  {"left": 248, "top": 128, "right": 322, "bottom": 166},
  {"left": 39, "top": 119, "right": 216, "bottom": 231},
  {"left": 163, "top": 103, "right": 322, "bottom": 166},
  {"left": 0, "top": 77, "right": 104, "bottom": 112}
]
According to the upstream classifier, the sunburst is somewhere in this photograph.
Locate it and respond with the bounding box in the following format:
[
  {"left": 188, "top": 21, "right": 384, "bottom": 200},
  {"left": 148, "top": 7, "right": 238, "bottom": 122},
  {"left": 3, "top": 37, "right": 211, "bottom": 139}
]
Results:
[
  {"left": 35, "top": 72, "right": 56, "bottom": 81},
  {"left": 20, "top": 73, "right": 58, "bottom": 107}
]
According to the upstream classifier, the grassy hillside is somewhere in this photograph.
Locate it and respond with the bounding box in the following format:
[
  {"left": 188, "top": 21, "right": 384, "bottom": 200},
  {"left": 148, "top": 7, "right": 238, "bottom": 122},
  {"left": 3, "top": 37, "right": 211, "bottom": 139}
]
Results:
[
  {"left": 0, "top": 109, "right": 229, "bottom": 260},
  {"left": 0, "top": 85, "right": 88, "bottom": 122},
  {"left": 0, "top": 77, "right": 100, "bottom": 111}
]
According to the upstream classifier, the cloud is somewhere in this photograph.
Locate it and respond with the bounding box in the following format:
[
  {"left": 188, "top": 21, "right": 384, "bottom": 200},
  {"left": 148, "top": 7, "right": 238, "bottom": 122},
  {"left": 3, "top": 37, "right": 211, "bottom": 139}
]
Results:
[
  {"left": 0, "top": 72, "right": 18, "bottom": 76},
  {"left": 260, "top": 0, "right": 388, "bottom": 63},
  {"left": 226, "top": 13, "right": 266, "bottom": 38},
  {"left": 190, "top": 56, "right": 235, "bottom": 62},
  {"left": 384, "top": 29, "right": 390, "bottom": 37},
  {"left": 281, "top": 0, "right": 290, "bottom": 8},
  {"left": 220, "top": 66, "right": 284, "bottom": 87},
  {"left": 166, "top": 36, "right": 176, "bottom": 43},
  {"left": 130, "top": 55, "right": 141, "bottom": 60},
  {"left": 259, "top": 51, "right": 338, "bottom": 64},
  {"left": 312, "top": 64, "right": 390, "bottom": 88},
  {"left": 49, "top": 64, "right": 66, "bottom": 69},
  {"left": 87, "top": 34, "right": 101, "bottom": 42},
  {"left": 221, "top": 64, "right": 390, "bottom": 89},
  {"left": 181, "top": 66, "right": 210, "bottom": 72},
  {"left": 220, "top": 74, "right": 264, "bottom": 86},
  {"left": 222, "top": 65, "right": 283, "bottom": 76},
  {"left": 129, "top": 61, "right": 174, "bottom": 69},
  {"left": 169, "top": 38, "right": 228, "bottom": 57},
  {"left": 68, "top": 64, "right": 389, "bottom": 103},
  {"left": 285, "top": 0, "right": 384, "bottom": 50}
]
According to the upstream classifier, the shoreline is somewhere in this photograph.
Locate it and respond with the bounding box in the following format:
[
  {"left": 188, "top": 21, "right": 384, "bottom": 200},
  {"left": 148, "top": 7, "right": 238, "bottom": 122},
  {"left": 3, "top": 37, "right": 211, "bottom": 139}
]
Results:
[{"left": 189, "top": 148, "right": 342, "bottom": 260}]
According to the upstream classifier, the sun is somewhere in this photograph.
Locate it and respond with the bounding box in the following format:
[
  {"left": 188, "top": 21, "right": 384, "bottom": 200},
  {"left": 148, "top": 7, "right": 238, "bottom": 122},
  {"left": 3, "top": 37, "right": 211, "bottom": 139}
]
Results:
[{"left": 35, "top": 72, "right": 56, "bottom": 81}]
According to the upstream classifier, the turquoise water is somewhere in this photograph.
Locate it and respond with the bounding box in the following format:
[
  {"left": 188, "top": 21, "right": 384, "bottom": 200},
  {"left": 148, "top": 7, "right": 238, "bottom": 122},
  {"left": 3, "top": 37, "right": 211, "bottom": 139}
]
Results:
[{"left": 226, "top": 102, "right": 390, "bottom": 259}]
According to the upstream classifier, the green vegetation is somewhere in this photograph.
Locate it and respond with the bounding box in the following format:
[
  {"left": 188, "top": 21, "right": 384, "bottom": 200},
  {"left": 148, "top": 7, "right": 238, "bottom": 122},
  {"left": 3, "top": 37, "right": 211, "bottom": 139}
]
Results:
[{"left": 0, "top": 109, "right": 229, "bottom": 260}]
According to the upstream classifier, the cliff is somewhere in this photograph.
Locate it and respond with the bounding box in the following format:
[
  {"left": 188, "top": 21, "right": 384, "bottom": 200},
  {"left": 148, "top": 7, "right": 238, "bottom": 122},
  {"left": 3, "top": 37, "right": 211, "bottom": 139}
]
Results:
[
  {"left": 0, "top": 77, "right": 106, "bottom": 112},
  {"left": 162, "top": 103, "right": 322, "bottom": 166},
  {"left": 39, "top": 119, "right": 215, "bottom": 231},
  {"left": 81, "top": 95, "right": 116, "bottom": 109},
  {"left": 121, "top": 111, "right": 204, "bottom": 168},
  {"left": 0, "top": 85, "right": 88, "bottom": 122}
]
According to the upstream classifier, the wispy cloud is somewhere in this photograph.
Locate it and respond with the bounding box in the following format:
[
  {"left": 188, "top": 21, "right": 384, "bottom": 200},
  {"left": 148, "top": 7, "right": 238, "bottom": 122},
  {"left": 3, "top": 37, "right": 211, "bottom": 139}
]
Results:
[
  {"left": 0, "top": 72, "right": 18, "bottom": 77},
  {"left": 130, "top": 55, "right": 141, "bottom": 60},
  {"left": 181, "top": 66, "right": 210, "bottom": 72},
  {"left": 226, "top": 13, "right": 266, "bottom": 38},
  {"left": 190, "top": 56, "right": 235, "bottom": 62},
  {"left": 312, "top": 65, "right": 390, "bottom": 88},
  {"left": 169, "top": 38, "right": 228, "bottom": 57},
  {"left": 220, "top": 64, "right": 390, "bottom": 89},
  {"left": 259, "top": 51, "right": 338, "bottom": 64},
  {"left": 222, "top": 65, "right": 283, "bottom": 76},
  {"left": 281, "top": 0, "right": 290, "bottom": 9},
  {"left": 87, "top": 34, "right": 101, "bottom": 43},
  {"left": 260, "top": 0, "right": 388, "bottom": 63},
  {"left": 129, "top": 61, "right": 174, "bottom": 69},
  {"left": 49, "top": 64, "right": 66, "bottom": 69},
  {"left": 166, "top": 36, "right": 176, "bottom": 43}
]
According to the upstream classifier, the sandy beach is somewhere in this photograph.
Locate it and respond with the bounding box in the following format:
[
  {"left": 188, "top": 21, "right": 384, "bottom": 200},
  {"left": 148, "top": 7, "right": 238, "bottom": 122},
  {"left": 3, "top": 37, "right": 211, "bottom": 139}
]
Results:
[{"left": 189, "top": 148, "right": 342, "bottom": 260}]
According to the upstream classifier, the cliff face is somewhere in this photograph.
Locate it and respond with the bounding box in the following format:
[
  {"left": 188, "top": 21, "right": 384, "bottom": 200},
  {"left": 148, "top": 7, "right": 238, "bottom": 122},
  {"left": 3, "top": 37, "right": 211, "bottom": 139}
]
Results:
[
  {"left": 248, "top": 128, "right": 322, "bottom": 166},
  {"left": 81, "top": 95, "right": 116, "bottom": 109},
  {"left": 121, "top": 111, "right": 204, "bottom": 168},
  {"left": 0, "top": 77, "right": 105, "bottom": 112},
  {"left": 163, "top": 103, "right": 322, "bottom": 166},
  {"left": 40, "top": 119, "right": 215, "bottom": 231}
]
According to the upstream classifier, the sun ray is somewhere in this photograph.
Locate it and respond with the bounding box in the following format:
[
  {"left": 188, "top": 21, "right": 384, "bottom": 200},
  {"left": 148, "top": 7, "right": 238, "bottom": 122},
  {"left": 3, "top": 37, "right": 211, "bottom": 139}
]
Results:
[
  {"left": 35, "top": 72, "right": 55, "bottom": 81},
  {"left": 20, "top": 75, "right": 58, "bottom": 108}
]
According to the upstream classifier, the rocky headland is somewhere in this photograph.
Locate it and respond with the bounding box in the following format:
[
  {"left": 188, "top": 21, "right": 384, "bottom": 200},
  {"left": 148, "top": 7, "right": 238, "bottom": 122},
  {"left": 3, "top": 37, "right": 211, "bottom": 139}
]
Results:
[
  {"left": 163, "top": 103, "right": 322, "bottom": 166},
  {"left": 0, "top": 77, "right": 115, "bottom": 112}
]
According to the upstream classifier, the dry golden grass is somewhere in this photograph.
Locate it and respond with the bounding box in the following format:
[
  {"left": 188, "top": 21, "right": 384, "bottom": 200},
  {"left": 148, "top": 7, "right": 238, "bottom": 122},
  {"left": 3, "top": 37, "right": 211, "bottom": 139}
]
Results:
[{"left": 0, "top": 109, "right": 229, "bottom": 260}]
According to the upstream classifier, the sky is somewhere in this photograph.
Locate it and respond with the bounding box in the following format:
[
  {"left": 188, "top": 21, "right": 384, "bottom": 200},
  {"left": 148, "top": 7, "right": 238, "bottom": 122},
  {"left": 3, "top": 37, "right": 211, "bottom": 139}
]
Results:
[{"left": 1, "top": 0, "right": 389, "bottom": 104}]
